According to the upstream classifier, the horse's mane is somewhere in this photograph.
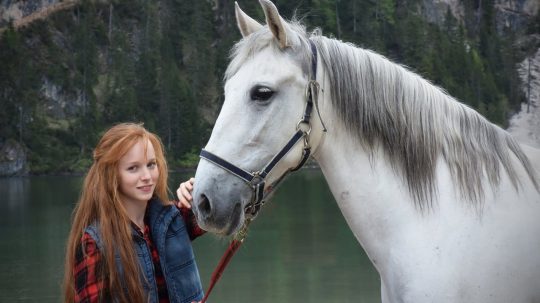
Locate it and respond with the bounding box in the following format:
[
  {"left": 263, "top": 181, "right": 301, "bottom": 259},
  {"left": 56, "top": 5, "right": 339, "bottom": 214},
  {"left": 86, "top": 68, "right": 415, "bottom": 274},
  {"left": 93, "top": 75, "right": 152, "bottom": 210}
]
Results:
[{"left": 225, "top": 22, "right": 539, "bottom": 210}]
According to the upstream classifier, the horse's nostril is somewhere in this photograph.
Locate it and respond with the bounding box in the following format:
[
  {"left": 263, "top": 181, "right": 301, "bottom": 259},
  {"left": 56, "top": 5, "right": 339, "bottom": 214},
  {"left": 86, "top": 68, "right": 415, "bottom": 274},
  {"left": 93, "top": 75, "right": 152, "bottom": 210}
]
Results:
[{"left": 198, "top": 194, "right": 212, "bottom": 217}]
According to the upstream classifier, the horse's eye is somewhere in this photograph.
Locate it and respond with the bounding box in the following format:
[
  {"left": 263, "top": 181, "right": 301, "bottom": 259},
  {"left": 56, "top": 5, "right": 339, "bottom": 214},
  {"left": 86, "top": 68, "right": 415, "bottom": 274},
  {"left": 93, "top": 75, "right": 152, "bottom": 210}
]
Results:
[{"left": 250, "top": 86, "right": 274, "bottom": 102}]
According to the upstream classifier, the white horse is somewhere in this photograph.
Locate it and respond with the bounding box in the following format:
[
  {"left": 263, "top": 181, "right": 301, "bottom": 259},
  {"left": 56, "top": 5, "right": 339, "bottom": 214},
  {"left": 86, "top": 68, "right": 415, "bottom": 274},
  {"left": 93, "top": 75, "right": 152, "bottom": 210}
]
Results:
[{"left": 191, "top": 1, "right": 540, "bottom": 302}]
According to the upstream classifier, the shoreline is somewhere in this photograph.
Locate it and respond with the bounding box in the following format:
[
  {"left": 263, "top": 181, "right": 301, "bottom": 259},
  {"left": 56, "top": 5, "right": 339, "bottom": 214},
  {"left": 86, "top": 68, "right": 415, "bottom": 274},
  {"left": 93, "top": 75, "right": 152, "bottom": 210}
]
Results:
[{"left": 0, "top": 164, "right": 322, "bottom": 179}]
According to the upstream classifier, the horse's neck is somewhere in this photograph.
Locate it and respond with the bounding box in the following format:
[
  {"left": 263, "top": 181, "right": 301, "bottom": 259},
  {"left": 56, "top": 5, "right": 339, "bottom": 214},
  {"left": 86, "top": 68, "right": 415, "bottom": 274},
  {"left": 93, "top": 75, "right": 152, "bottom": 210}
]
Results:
[
  {"left": 313, "top": 131, "right": 422, "bottom": 265},
  {"left": 309, "top": 78, "right": 427, "bottom": 266},
  {"left": 313, "top": 109, "right": 540, "bottom": 298}
]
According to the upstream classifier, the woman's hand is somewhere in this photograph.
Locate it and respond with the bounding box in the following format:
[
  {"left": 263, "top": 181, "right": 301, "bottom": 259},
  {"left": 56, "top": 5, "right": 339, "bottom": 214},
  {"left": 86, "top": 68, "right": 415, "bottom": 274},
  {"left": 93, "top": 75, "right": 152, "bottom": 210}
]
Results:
[{"left": 176, "top": 177, "right": 195, "bottom": 209}]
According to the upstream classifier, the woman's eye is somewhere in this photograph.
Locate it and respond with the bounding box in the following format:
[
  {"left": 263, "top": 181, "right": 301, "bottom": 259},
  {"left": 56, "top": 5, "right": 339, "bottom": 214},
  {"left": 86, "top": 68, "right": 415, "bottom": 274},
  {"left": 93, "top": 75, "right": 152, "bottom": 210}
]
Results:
[
  {"left": 128, "top": 166, "right": 137, "bottom": 171},
  {"left": 148, "top": 162, "right": 157, "bottom": 169},
  {"left": 250, "top": 86, "right": 274, "bottom": 102}
]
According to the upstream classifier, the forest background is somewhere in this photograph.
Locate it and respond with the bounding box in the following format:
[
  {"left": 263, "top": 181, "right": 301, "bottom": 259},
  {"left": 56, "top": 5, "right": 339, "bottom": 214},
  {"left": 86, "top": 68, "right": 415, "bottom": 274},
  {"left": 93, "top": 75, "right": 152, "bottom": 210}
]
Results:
[{"left": 0, "top": 0, "right": 538, "bottom": 175}]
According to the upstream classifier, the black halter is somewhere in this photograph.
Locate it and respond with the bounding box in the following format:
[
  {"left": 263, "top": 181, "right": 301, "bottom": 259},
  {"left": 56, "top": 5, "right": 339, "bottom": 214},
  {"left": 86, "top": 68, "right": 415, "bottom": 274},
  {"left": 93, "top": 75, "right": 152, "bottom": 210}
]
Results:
[{"left": 200, "top": 40, "right": 322, "bottom": 217}]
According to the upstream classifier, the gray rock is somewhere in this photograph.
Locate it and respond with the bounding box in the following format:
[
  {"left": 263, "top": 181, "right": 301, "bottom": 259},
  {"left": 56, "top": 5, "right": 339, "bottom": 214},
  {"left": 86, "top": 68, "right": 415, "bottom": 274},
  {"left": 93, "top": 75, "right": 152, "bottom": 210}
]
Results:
[{"left": 0, "top": 139, "right": 27, "bottom": 176}]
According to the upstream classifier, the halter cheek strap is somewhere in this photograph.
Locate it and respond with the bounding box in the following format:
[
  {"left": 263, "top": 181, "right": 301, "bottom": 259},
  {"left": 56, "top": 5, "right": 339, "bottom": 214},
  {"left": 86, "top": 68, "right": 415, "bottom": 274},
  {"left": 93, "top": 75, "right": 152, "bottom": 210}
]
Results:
[{"left": 199, "top": 39, "right": 321, "bottom": 217}]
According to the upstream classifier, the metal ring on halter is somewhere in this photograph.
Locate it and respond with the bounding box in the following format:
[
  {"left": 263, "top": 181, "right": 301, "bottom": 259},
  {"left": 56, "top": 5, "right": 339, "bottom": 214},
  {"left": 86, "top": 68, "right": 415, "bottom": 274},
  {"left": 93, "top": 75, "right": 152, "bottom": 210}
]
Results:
[
  {"left": 296, "top": 120, "right": 312, "bottom": 135},
  {"left": 249, "top": 172, "right": 264, "bottom": 187}
]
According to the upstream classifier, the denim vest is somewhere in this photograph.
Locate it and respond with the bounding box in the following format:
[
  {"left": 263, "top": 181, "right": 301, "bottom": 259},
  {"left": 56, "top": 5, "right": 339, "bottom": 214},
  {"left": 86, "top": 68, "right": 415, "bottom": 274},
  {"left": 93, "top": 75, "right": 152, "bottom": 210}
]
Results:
[{"left": 85, "top": 198, "right": 204, "bottom": 303}]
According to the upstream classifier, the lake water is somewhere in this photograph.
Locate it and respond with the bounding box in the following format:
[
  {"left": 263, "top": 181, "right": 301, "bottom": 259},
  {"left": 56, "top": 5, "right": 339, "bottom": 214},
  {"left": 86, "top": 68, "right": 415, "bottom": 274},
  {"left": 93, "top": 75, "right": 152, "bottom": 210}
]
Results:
[{"left": 0, "top": 169, "right": 380, "bottom": 302}]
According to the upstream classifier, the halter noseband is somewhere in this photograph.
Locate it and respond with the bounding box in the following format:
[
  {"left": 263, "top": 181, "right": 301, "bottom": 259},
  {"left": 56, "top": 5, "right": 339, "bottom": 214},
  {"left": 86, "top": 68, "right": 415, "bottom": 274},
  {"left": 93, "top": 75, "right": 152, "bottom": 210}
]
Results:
[{"left": 199, "top": 40, "right": 322, "bottom": 217}]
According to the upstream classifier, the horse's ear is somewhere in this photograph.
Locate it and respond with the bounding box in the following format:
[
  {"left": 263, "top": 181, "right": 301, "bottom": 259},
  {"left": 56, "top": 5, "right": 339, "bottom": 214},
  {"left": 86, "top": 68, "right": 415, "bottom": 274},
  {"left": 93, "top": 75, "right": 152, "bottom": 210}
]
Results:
[
  {"left": 259, "top": 0, "right": 290, "bottom": 49},
  {"left": 235, "top": 2, "right": 262, "bottom": 37}
]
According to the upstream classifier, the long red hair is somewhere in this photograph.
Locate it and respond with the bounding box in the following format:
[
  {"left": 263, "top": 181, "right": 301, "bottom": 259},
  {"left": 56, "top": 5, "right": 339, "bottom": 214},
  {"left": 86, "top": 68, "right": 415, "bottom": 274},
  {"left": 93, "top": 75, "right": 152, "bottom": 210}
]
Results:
[{"left": 63, "top": 123, "right": 170, "bottom": 303}]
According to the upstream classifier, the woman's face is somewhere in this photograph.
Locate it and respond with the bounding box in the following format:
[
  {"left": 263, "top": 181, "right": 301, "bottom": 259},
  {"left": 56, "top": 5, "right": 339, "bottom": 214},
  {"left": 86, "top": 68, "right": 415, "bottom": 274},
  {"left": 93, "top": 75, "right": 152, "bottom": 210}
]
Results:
[{"left": 117, "top": 139, "right": 159, "bottom": 206}]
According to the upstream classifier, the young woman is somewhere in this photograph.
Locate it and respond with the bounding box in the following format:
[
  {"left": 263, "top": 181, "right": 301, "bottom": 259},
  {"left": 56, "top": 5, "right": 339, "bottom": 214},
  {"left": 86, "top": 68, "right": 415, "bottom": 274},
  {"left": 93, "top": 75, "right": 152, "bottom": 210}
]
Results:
[{"left": 63, "top": 123, "right": 204, "bottom": 303}]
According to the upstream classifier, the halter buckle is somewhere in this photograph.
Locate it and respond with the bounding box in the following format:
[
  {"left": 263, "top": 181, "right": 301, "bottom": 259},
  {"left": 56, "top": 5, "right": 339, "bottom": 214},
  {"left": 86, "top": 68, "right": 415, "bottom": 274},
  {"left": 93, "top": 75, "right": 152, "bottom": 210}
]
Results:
[
  {"left": 249, "top": 172, "right": 264, "bottom": 187},
  {"left": 296, "top": 120, "right": 312, "bottom": 135}
]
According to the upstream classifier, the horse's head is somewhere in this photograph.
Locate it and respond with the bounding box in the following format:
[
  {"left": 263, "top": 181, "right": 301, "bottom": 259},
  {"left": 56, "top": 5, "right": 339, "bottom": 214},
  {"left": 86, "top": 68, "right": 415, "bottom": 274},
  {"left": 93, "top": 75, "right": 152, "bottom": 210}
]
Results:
[{"left": 192, "top": 0, "right": 325, "bottom": 235}]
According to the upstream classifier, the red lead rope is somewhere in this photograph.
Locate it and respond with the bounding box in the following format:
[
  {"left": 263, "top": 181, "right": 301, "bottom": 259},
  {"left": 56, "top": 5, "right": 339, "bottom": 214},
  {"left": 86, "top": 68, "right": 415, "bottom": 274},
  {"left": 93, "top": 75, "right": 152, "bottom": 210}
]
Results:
[
  {"left": 200, "top": 219, "right": 252, "bottom": 303},
  {"left": 199, "top": 239, "right": 243, "bottom": 303}
]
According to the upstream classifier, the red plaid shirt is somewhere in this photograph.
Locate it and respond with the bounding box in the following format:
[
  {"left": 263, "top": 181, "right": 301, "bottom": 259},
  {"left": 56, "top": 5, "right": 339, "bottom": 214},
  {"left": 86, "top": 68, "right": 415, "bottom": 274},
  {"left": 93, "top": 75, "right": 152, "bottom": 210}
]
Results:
[{"left": 73, "top": 207, "right": 205, "bottom": 303}]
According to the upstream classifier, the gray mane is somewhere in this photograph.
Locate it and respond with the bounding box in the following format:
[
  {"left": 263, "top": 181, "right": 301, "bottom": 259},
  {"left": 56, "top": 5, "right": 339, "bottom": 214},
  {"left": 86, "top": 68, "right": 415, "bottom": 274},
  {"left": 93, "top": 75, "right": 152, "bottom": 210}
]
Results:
[{"left": 225, "top": 22, "right": 539, "bottom": 210}]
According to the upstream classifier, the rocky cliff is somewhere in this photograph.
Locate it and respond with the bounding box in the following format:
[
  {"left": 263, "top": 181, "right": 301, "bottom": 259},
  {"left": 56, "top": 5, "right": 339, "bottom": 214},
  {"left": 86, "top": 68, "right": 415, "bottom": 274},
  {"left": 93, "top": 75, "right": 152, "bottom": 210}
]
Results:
[
  {"left": 441, "top": 0, "right": 540, "bottom": 149},
  {"left": 495, "top": 0, "right": 538, "bottom": 32},
  {"left": 508, "top": 41, "right": 540, "bottom": 147},
  {"left": 421, "top": 0, "right": 538, "bottom": 33},
  {"left": 0, "top": 0, "right": 78, "bottom": 32}
]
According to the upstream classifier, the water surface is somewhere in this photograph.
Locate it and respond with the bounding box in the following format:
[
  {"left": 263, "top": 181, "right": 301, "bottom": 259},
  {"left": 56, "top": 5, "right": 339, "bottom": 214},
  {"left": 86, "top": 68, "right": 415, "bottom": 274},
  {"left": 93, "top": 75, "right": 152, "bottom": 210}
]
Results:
[{"left": 0, "top": 170, "right": 380, "bottom": 302}]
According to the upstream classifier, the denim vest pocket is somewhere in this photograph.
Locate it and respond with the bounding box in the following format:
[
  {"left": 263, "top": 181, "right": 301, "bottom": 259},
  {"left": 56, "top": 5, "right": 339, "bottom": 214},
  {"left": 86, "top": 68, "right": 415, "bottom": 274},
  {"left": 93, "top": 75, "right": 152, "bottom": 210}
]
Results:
[
  {"left": 167, "top": 261, "right": 204, "bottom": 303},
  {"left": 166, "top": 216, "right": 187, "bottom": 238}
]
